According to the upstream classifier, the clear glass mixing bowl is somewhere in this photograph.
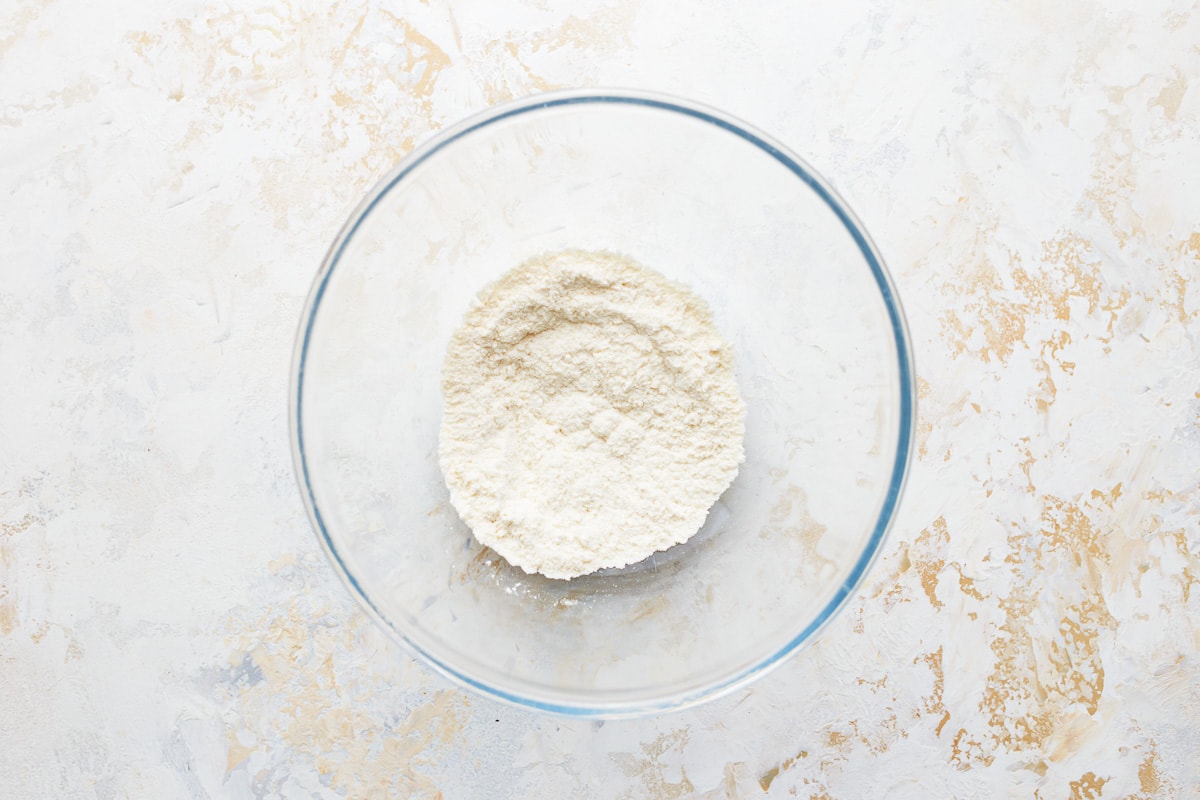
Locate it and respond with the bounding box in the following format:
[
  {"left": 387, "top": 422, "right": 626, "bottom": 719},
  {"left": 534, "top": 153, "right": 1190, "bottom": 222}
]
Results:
[{"left": 291, "top": 89, "right": 915, "bottom": 716}]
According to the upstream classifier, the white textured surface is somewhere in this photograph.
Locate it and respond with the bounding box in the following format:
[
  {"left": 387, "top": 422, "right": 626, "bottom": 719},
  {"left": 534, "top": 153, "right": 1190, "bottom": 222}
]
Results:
[{"left": 2, "top": 0, "right": 1199, "bottom": 797}]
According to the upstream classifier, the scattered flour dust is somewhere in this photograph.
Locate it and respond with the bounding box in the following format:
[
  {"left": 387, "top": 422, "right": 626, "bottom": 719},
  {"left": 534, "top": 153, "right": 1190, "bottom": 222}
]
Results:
[{"left": 438, "top": 249, "right": 745, "bottom": 580}]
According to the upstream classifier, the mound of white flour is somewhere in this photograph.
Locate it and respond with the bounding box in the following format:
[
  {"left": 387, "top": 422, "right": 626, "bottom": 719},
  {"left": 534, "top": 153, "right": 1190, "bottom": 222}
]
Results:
[{"left": 439, "top": 249, "right": 745, "bottom": 579}]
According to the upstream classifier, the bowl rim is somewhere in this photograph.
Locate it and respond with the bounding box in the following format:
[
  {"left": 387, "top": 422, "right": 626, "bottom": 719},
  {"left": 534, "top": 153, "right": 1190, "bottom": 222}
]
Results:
[{"left": 289, "top": 87, "right": 917, "bottom": 718}]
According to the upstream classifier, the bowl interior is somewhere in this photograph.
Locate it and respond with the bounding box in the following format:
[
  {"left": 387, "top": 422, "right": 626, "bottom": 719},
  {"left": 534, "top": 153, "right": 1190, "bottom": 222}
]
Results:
[{"left": 294, "top": 93, "right": 912, "bottom": 714}]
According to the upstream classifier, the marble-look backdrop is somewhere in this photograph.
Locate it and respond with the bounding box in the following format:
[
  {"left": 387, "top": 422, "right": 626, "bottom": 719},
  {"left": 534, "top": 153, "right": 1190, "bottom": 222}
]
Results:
[{"left": 2, "top": 0, "right": 1198, "bottom": 797}]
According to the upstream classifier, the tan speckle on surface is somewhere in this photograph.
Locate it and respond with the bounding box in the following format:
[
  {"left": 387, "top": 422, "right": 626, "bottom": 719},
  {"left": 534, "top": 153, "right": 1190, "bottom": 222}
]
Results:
[{"left": 1067, "top": 771, "right": 1107, "bottom": 800}]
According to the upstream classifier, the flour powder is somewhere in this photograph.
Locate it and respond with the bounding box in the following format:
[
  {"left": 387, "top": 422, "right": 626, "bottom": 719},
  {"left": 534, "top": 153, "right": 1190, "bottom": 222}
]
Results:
[{"left": 439, "top": 249, "right": 745, "bottom": 579}]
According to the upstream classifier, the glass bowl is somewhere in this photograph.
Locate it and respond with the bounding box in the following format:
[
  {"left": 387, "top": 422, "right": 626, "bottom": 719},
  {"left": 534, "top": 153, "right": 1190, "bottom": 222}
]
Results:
[{"left": 290, "top": 89, "right": 915, "bottom": 717}]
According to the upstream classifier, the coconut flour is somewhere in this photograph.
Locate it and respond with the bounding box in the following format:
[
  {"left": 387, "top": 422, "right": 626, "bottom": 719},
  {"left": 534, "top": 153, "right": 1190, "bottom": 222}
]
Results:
[{"left": 439, "top": 249, "right": 745, "bottom": 579}]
